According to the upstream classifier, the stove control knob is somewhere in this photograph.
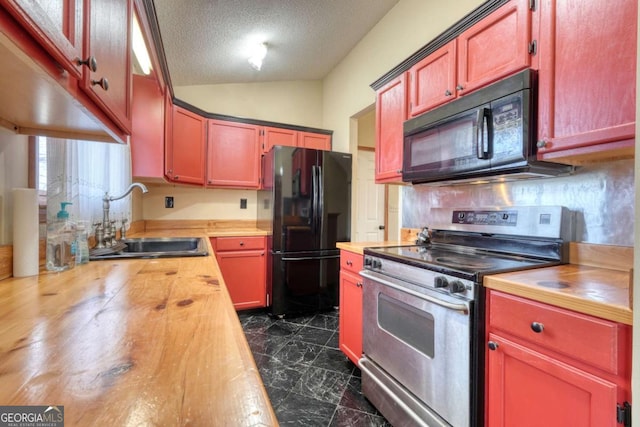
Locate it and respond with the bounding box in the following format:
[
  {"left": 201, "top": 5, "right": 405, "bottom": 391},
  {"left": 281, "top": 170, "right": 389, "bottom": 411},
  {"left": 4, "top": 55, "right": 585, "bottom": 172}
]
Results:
[
  {"left": 449, "top": 280, "right": 467, "bottom": 294},
  {"left": 372, "top": 259, "right": 382, "bottom": 269},
  {"left": 434, "top": 276, "right": 449, "bottom": 288},
  {"left": 364, "top": 256, "right": 372, "bottom": 267}
]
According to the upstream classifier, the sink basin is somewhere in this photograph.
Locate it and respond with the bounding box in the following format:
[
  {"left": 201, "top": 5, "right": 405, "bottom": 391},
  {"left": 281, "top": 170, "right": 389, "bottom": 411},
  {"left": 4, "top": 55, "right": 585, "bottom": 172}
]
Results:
[{"left": 89, "top": 237, "right": 208, "bottom": 260}]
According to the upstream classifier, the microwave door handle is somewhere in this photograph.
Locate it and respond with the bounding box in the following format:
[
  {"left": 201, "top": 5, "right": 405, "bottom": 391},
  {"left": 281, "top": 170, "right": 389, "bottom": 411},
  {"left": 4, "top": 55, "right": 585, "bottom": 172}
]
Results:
[{"left": 476, "top": 107, "right": 492, "bottom": 160}]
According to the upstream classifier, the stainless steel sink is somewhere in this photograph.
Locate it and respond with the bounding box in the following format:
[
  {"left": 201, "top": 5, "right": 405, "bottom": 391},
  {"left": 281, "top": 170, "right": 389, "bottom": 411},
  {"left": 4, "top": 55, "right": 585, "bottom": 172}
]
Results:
[{"left": 89, "top": 237, "right": 208, "bottom": 260}]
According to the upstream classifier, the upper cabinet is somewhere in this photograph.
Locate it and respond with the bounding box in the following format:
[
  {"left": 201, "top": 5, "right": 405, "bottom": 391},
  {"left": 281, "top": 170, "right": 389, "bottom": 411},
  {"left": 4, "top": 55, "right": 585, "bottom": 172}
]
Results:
[
  {"left": 408, "top": 0, "right": 533, "bottom": 118},
  {"left": 0, "top": 0, "right": 132, "bottom": 142},
  {"left": 261, "top": 126, "right": 332, "bottom": 153},
  {"left": 0, "top": 0, "right": 84, "bottom": 78},
  {"left": 131, "top": 74, "right": 165, "bottom": 180},
  {"left": 165, "top": 105, "right": 206, "bottom": 185},
  {"left": 207, "top": 119, "right": 261, "bottom": 189},
  {"left": 80, "top": 0, "right": 132, "bottom": 133},
  {"left": 298, "top": 131, "right": 331, "bottom": 150},
  {"left": 536, "top": 0, "right": 637, "bottom": 164},
  {"left": 375, "top": 73, "right": 407, "bottom": 183}
]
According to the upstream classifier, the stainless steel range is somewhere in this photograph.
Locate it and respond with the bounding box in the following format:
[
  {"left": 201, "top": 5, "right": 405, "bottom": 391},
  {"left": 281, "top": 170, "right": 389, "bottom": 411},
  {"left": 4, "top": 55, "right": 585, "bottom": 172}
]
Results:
[{"left": 359, "top": 206, "right": 574, "bottom": 427}]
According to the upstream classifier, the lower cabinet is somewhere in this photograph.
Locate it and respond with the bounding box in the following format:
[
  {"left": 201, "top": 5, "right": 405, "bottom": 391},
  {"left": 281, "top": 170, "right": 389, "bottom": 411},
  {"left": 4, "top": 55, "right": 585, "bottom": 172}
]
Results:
[
  {"left": 485, "top": 290, "right": 631, "bottom": 427},
  {"left": 339, "top": 249, "right": 364, "bottom": 365},
  {"left": 211, "top": 236, "right": 267, "bottom": 310}
]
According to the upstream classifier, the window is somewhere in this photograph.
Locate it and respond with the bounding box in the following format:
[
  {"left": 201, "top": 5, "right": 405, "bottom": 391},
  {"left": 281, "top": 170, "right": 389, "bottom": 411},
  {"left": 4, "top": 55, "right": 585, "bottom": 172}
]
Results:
[{"left": 37, "top": 137, "right": 133, "bottom": 227}]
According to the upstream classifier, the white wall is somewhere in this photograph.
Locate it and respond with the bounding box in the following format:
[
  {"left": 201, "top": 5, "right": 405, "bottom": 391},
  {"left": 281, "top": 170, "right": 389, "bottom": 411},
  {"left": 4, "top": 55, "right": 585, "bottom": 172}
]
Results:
[
  {"left": 174, "top": 80, "right": 324, "bottom": 128},
  {"left": 0, "top": 130, "right": 29, "bottom": 244},
  {"left": 141, "top": 184, "right": 257, "bottom": 221}
]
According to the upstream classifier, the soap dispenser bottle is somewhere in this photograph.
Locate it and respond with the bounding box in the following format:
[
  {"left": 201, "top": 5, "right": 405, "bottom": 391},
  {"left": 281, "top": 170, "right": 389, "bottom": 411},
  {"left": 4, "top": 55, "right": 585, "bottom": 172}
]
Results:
[{"left": 46, "top": 202, "right": 77, "bottom": 272}]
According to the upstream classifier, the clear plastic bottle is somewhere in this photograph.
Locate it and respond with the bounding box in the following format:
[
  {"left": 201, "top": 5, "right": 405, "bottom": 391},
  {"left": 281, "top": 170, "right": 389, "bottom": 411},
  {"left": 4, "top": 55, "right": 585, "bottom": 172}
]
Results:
[
  {"left": 46, "top": 202, "right": 77, "bottom": 272},
  {"left": 75, "top": 220, "right": 90, "bottom": 265}
]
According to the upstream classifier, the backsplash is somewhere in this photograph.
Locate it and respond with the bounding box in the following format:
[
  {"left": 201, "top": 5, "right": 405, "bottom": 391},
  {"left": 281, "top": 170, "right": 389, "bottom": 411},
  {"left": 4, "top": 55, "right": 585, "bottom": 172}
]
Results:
[{"left": 402, "top": 159, "right": 634, "bottom": 246}]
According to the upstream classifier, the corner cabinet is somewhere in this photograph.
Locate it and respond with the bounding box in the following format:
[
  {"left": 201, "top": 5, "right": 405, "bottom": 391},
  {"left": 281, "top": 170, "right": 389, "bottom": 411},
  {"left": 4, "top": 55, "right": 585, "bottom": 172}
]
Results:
[
  {"left": 207, "top": 119, "right": 261, "bottom": 188},
  {"left": 165, "top": 105, "right": 206, "bottom": 185},
  {"left": 375, "top": 73, "right": 407, "bottom": 184},
  {"left": 485, "top": 290, "right": 631, "bottom": 427},
  {"left": 536, "top": 0, "right": 637, "bottom": 164},
  {"left": 131, "top": 74, "right": 165, "bottom": 180},
  {"left": 212, "top": 236, "right": 267, "bottom": 311},
  {"left": 339, "top": 249, "right": 364, "bottom": 365}
]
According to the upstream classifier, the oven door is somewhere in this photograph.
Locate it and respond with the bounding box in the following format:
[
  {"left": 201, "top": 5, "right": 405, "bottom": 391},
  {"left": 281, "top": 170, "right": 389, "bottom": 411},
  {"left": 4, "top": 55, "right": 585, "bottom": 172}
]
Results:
[{"left": 360, "top": 269, "right": 472, "bottom": 427}]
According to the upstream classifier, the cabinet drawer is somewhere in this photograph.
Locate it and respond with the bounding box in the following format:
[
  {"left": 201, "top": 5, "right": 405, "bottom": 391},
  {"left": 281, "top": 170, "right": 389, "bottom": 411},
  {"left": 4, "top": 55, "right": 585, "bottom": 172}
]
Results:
[
  {"left": 340, "top": 250, "right": 363, "bottom": 275},
  {"left": 489, "top": 291, "right": 627, "bottom": 375},
  {"left": 215, "top": 236, "right": 265, "bottom": 251}
]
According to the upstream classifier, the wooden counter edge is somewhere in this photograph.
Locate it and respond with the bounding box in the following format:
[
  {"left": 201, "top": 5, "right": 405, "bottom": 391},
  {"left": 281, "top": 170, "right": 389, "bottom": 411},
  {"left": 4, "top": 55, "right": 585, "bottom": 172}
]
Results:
[{"left": 484, "top": 275, "right": 633, "bottom": 325}]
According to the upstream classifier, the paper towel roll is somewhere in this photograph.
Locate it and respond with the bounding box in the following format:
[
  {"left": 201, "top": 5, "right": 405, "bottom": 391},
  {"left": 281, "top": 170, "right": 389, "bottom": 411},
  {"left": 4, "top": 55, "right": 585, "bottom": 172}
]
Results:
[{"left": 12, "top": 188, "right": 39, "bottom": 277}]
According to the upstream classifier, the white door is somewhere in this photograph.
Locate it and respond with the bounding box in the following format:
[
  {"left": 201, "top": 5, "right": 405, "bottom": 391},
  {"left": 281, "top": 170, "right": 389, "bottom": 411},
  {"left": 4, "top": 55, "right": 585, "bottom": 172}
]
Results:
[{"left": 356, "top": 150, "right": 385, "bottom": 242}]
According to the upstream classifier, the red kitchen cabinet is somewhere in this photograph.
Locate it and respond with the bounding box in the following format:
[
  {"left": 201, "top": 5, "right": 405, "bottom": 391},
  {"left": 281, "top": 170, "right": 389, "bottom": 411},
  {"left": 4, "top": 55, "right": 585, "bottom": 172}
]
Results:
[
  {"left": 212, "top": 236, "right": 267, "bottom": 311},
  {"left": 375, "top": 73, "right": 407, "bottom": 183},
  {"left": 131, "top": 74, "right": 165, "bottom": 180},
  {"left": 0, "top": 0, "right": 84, "bottom": 78},
  {"left": 165, "top": 105, "right": 206, "bottom": 185},
  {"left": 536, "top": 0, "right": 637, "bottom": 164},
  {"left": 80, "top": 0, "right": 132, "bottom": 133},
  {"left": 298, "top": 131, "right": 331, "bottom": 150},
  {"left": 207, "top": 119, "right": 261, "bottom": 188},
  {"left": 407, "top": 0, "right": 532, "bottom": 118},
  {"left": 262, "top": 126, "right": 297, "bottom": 153},
  {"left": 485, "top": 290, "right": 631, "bottom": 427},
  {"left": 408, "top": 41, "right": 456, "bottom": 117},
  {"left": 456, "top": 0, "right": 532, "bottom": 96},
  {"left": 339, "top": 250, "right": 364, "bottom": 365}
]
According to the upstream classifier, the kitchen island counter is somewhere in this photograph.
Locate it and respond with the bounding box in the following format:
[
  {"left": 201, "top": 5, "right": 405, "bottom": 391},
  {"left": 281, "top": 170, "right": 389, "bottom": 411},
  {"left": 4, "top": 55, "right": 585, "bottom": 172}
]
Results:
[{"left": 0, "top": 230, "right": 277, "bottom": 426}]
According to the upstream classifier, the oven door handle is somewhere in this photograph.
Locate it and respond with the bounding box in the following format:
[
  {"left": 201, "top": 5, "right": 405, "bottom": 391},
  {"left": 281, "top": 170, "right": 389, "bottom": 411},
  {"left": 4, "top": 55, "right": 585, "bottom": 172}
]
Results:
[{"left": 360, "top": 270, "right": 470, "bottom": 315}]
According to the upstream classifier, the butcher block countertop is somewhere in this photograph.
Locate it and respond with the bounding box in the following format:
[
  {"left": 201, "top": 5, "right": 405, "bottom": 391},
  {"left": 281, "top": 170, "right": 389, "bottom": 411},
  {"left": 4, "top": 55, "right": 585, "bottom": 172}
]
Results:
[
  {"left": 0, "top": 228, "right": 277, "bottom": 426},
  {"left": 484, "top": 242, "right": 633, "bottom": 325}
]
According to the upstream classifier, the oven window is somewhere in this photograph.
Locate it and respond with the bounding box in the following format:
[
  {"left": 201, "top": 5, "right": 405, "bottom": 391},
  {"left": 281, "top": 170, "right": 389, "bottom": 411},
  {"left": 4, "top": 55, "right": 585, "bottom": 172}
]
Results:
[{"left": 378, "top": 293, "right": 435, "bottom": 358}]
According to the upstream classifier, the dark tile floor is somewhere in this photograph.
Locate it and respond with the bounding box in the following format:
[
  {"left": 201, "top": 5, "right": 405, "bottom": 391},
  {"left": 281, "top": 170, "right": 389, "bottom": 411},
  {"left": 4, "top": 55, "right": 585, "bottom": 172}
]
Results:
[{"left": 239, "top": 309, "right": 391, "bottom": 426}]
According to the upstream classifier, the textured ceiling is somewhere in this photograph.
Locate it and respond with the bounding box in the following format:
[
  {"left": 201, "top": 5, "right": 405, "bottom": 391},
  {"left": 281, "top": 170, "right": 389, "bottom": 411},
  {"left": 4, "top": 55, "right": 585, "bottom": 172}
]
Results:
[{"left": 153, "top": 0, "right": 400, "bottom": 86}]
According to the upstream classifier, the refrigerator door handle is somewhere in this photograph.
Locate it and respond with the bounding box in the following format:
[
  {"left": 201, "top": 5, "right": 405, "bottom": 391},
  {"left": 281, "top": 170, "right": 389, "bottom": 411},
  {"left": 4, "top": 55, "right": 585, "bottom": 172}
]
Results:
[
  {"left": 318, "top": 165, "right": 324, "bottom": 232},
  {"left": 311, "top": 164, "right": 319, "bottom": 233}
]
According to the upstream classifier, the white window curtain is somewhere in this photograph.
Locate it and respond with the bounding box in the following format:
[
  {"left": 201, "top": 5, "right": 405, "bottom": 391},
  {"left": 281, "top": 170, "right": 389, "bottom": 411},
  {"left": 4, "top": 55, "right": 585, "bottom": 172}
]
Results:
[{"left": 44, "top": 137, "right": 132, "bottom": 227}]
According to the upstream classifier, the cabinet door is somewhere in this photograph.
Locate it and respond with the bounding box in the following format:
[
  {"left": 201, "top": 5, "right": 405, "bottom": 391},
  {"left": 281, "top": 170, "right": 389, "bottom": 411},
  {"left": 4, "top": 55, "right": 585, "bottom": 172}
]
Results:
[
  {"left": 216, "top": 249, "right": 266, "bottom": 310},
  {"left": 375, "top": 73, "right": 407, "bottom": 183},
  {"left": 486, "top": 333, "right": 619, "bottom": 427},
  {"left": 298, "top": 131, "right": 331, "bottom": 150},
  {"left": 0, "top": 0, "right": 83, "bottom": 78},
  {"left": 457, "top": 0, "right": 532, "bottom": 95},
  {"left": 536, "top": 0, "right": 637, "bottom": 163},
  {"left": 339, "top": 269, "right": 363, "bottom": 365},
  {"left": 262, "top": 126, "right": 297, "bottom": 153},
  {"left": 207, "top": 119, "right": 261, "bottom": 188},
  {"left": 80, "top": 0, "right": 132, "bottom": 133},
  {"left": 131, "top": 74, "right": 164, "bottom": 179},
  {"left": 166, "top": 105, "right": 206, "bottom": 185},
  {"left": 408, "top": 41, "right": 457, "bottom": 117}
]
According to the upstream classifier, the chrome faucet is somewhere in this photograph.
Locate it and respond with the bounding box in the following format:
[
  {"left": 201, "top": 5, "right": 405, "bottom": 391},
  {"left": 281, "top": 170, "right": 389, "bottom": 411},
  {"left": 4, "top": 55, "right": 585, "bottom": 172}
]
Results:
[{"left": 97, "top": 182, "right": 148, "bottom": 248}]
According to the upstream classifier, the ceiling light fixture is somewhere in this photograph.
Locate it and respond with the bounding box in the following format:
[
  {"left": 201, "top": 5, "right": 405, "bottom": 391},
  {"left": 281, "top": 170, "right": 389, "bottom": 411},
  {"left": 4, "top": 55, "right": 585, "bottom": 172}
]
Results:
[{"left": 248, "top": 42, "right": 268, "bottom": 71}]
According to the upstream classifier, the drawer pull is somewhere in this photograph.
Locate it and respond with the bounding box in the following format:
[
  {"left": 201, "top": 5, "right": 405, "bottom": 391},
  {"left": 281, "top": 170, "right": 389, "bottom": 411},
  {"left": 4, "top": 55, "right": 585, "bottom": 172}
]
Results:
[
  {"left": 356, "top": 282, "right": 363, "bottom": 288},
  {"left": 488, "top": 341, "right": 499, "bottom": 351},
  {"left": 346, "top": 260, "right": 352, "bottom": 266},
  {"left": 239, "top": 241, "right": 244, "bottom": 246},
  {"left": 531, "top": 322, "right": 544, "bottom": 333}
]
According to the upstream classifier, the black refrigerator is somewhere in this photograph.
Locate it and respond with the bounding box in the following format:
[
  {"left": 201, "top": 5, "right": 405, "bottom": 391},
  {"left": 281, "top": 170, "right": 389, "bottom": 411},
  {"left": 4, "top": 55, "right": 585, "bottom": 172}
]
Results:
[{"left": 258, "top": 146, "right": 352, "bottom": 317}]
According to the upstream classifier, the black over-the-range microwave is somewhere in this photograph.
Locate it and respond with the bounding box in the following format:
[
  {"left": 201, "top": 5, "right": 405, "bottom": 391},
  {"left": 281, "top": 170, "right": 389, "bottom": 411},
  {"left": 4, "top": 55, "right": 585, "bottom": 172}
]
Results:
[{"left": 402, "top": 69, "right": 574, "bottom": 185}]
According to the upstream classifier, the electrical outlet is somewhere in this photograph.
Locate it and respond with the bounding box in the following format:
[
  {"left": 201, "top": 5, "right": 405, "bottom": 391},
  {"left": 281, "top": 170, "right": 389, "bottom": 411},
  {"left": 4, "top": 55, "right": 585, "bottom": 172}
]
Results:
[
  {"left": 240, "top": 198, "right": 247, "bottom": 209},
  {"left": 165, "top": 196, "right": 174, "bottom": 208}
]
